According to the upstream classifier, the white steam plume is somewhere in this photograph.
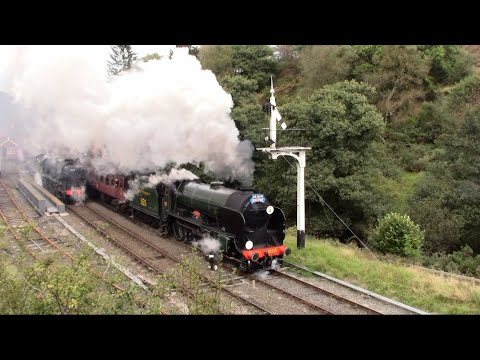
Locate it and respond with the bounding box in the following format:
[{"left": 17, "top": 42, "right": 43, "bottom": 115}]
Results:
[
  {"left": 34, "top": 171, "right": 42, "bottom": 187},
  {"left": 193, "top": 236, "right": 221, "bottom": 256},
  {"left": 124, "top": 168, "right": 199, "bottom": 201},
  {"left": 1, "top": 46, "right": 254, "bottom": 185}
]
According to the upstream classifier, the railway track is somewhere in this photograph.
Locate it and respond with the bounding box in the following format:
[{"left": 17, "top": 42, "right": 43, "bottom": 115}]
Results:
[
  {"left": 284, "top": 261, "right": 429, "bottom": 315},
  {"left": 0, "top": 178, "right": 73, "bottom": 260},
  {"left": 68, "top": 203, "right": 273, "bottom": 314},
  {"left": 94, "top": 195, "right": 427, "bottom": 315},
  {"left": 255, "top": 268, "right": 381, "bottom": 314},
  {"left": 85, "top": 201, "right": 347, "bottom": 314},
  {"left": 82, "top": 201, "right": 401, "bottom": 315},
  {"left": 0, "top": 176, "right": 151, "bottom": 305}
]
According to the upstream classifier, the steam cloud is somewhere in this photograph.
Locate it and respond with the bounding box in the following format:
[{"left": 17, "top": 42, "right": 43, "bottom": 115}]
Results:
[
  {"left": 0, "top": 46, "right": 255, "bottom": 185},
  {"left": 193, "top": 236, "right": 221, "bottom": 256},
  {"left": 34, "top": 171, "right": 42, "bottom": 187},
  {"left": 124, "top": 168, "right": 199, "bottom": 201}
]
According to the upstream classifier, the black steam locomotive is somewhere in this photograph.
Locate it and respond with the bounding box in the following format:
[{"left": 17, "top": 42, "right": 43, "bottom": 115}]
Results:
[
  {"left": 87, "top": 169, "right": 290, "bottom": 271},
  {"left": 38, "top": 156, "right": 87, "bottom": 204}
]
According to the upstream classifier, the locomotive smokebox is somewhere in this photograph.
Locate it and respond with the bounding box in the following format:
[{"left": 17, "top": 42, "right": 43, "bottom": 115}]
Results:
[{"left": 240, "top": 186, "right": 254, "bottom": 192}]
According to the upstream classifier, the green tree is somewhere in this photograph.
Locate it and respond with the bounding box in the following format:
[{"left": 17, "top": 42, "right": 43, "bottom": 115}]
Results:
[
  {"left": 410, "top": 105, "right": 480, "bottom": 253},
  {"left": 360, "top": 45, "right": 431, "bottom": 122},
  {"left": 255, "top": 80, "right": 388, "bottom": 239},
  {"left": 418, "top": 45, "right": 473, "bottom": 84},
  {"left": 230, "top": 104, "right": 266, "bottom": 143},
  {"left": 107, "top": 45, "right": 138, "bottom": 77},
  {"left": 219, "top": 75, "right": 258, "bottom": 107},
  {"left": 298, "top": 45, "right": 357, "bottom": 96},
  {"left": 198, "top": 45, "right": 234, "bottom": 78},
  {"left": 351, "top": 45, "right": 384, "bottom": 78},
  {"left": 231, "top": 45, "right": 278, "bottom": 89},
  {"left": 444, "top": 74, "right": 480, "bottom": 119},
  {"left": 371, "top": 212, "right": 424, "bottom": 258},
  {"left": 409, "top": 175, "right": 465, "bottom": 254}
]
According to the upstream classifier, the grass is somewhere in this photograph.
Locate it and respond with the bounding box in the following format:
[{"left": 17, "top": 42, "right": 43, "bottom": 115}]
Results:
[
  {"left": 374, "top": 171, "right": 425, "bottom": 213},
  {"left": 284, "top": 232, "right": 480, "bottom": 314}
]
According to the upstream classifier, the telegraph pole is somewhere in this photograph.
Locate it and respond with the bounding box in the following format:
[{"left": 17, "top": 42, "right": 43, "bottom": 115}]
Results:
[{"left": 258, "top": 78, "right": 310, "bottom": 248}]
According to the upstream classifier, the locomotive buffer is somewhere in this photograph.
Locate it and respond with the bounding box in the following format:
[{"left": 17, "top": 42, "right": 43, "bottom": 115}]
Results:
[{"left": 258, "top": 78, "right": 311, "bottom": 249}]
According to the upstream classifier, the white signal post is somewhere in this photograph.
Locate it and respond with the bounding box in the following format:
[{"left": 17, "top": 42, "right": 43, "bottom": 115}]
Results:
[{"left": 258, "top": 78, "right": 311, "bottom": 249}]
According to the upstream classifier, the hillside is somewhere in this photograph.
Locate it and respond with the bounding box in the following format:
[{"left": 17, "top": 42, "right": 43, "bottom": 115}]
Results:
[{"left": 464, "top": 45, "right": 480, "bottom": 71}]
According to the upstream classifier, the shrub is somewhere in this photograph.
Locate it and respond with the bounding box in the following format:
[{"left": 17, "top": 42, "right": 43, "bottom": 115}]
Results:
[
  {"left": 422, "top": 245, "right": 480, "bottom": 277},
  {"left": 371, "top": 212, "right": 424, "bottom": 258}
]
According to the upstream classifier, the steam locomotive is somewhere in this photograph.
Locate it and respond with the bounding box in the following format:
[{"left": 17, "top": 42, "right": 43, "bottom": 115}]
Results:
[
  {"left": 86, "top": 169, "right": 290, "bottom": 271},
  {"left": 38, "top": 156, "right": 88, "bottom": 204}
]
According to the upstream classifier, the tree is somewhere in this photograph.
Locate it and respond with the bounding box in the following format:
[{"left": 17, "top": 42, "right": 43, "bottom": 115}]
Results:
[
  {"left": 275, "top": 45, "right": 299, "bottom": 64},
  {"left": 219, "top": 75, "right": 258, "bottom": 107},
  {"left": 418, "top": 45, "right": 473, "bottom": 84},
  {"left": 188, "top": 46, "right": 200, "bottom": 58},
  {"left": 360, "top": 45, "right": 431, "bottom": 123},
  {"left": 231, "top": 45, "right": 278, "bottom": 89},
  {"left": 410, "top": 104, "right": 480, "bottom": 254},
  {"left": 351, "top": 45, "right": 384, "bottom": 78},
  {"left": 198, "top": 45, "right": 234, "bottom": 78},
  {"left": 298, "top": 45, "right": 357, "bottom": 96},
  {"left": 254, "top": 80, "right": 388, "bottom": 239},
  {"left": 107, "top": 45, "right": 138, "bottom": 77}
]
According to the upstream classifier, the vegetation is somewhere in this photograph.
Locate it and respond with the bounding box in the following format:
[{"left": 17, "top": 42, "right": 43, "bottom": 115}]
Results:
[
  {"left": 370, "top": 213, "right": 424, "bottom": 258},
  {"left": 107, "top": 45, "right": 138, "bottom": 77},
  {"left": 284, "top": 231, "right": 480, "bottom": 314},
  {"left": 142, "top": 53, "right": 161, "bottom": 62},
  {"left": 7, "top": 44, "right": 480, "bottom": 313},
  {"left": 196, "top": 44, "right": 480, "bottom": 276},
  {"left": 0, "top": 245, "right": 226, "bottom": 314}
]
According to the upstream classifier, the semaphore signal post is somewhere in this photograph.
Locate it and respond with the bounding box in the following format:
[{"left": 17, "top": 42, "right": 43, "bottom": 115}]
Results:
[{"left": 257, "top": 78, "right": 311, "bottom": 249}]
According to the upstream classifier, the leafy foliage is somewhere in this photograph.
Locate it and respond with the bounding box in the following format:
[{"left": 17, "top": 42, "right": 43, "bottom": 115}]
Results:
[
  {"left": 410, "top": 105, "right": 480, "bottom": 253},
  {"left": 423, "top": 245, "right": 480, "bottom": 277},
  {"left": 198, "top": 45, "right": 234, "bottom": 78},
  {"left": 219, "top": 75, "right": 258, "bottom": 107},
  {"left": 275, "top": 45, "right": 299, "bottom": 63},
  {"left": 444, "top": 74, "right": 480, "bottom": 118},
  {"left": 198, "top": 44, "right": 480, "bottom": 261},
  {"left": 255, "top": 81, "right": 388, "bottom": 239},
  {"left": 418, "top": 45, "right": 473, "bottom": 84},
  {"left": 360, "top": 45, "right": 431, "bottom": 122},
  {"left": 371, "top": 212, "right": 424, "bottom": 258},
  {"left": 298, "top": 45, "right": 357, "bottom": 96},
  {"left": 107, "top": 45, "right": 138, "bottom": 77},
  {"left": 142, "top": 53, "right": 161, "bottom": 62},
  {"left": 231, "top": 45, "right": 278, "bottom": 89}
]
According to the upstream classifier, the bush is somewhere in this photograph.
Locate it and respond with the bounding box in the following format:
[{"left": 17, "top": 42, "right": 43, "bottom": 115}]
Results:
[
  {"left": 371, "top": 212, "right": 424, "bottom": 258},
  {"left": 423, "top": 245, "right": 480, "bottom": 277}
]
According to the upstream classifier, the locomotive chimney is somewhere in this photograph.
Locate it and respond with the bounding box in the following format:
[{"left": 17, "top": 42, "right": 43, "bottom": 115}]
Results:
[{"left": 210, "top": 181, "right": 223, "bottom": 189}]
